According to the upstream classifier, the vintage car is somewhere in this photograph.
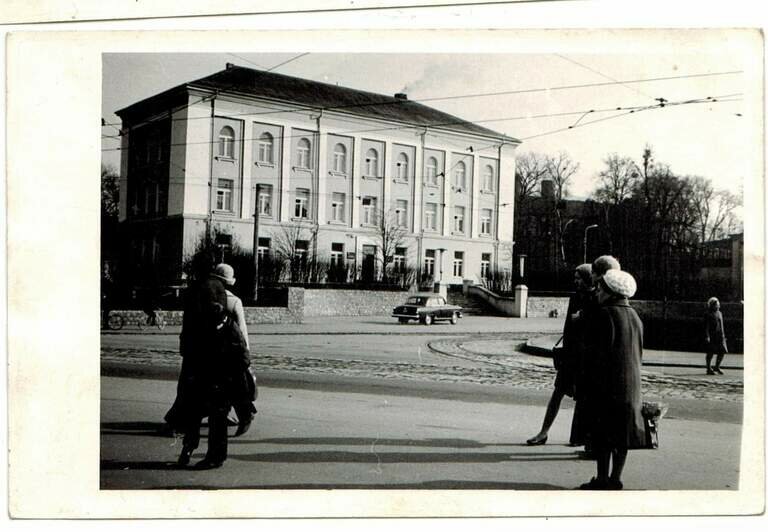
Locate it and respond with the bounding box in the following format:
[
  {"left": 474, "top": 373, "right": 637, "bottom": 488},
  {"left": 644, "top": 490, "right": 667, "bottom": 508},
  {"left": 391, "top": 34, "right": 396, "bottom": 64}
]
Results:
[{"left": 392, "top": 294, "right": 463, "bottom": 325}]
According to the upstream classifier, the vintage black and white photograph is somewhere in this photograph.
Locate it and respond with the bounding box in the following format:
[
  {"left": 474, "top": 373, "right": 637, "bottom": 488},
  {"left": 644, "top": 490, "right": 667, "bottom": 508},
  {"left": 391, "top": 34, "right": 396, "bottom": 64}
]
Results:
[{"left": 96, "top": 36, "right": 757, "bottom": 499}]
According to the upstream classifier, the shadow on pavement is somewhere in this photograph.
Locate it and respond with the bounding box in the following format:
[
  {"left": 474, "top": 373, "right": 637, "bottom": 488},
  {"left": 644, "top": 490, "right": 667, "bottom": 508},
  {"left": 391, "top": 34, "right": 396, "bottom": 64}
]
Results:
[
  {"left": 101, "top": 460, "right": 186, "bottom": 471},
  {"left": 149, "top": 480, "right": 568, "bottom": 490},
  {"left": 101, "top": 421, "right": 173, "bottom": 437},
  {"left": 228, "top": 450, "right": 578, "bottom": 464}
]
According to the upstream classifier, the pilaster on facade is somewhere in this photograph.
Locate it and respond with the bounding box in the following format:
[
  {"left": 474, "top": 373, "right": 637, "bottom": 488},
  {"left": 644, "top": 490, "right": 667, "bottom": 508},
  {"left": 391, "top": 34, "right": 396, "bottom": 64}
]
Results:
[
  {"left": 279, "top": 127, "right": 292, "bottom": 224},
  {"left": 471, "top": 153, "right": 481, "bottom": 239},
  {"left": 350, "top": 135, "right": 362, "bottom": 229},
  {"left": 118, "top": 130, "right": 130, "bottom": 223},
  {"left": 241, "top": 127, "right": 253, "bottom": 221},
  {"left": 441, "top": 149, "right": 451, "bottom": 238},
  {"left": 412, "top": 133, "right": 425, "bottom": 234},
  {"left": 315, "top": 122, "right": 328, "bottom": 226},
  {"left": 382, "top": 140, "right": 393, "bottom": 215},
  {"left": 496, "top": 142, "right": 518, "bottom": 244}
]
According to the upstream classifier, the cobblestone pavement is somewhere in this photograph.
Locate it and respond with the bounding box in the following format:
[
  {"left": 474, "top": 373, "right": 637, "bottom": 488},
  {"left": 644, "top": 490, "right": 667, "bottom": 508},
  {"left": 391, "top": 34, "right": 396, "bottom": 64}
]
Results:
[{"left": 101, "top": 332, "right": 742, "bottom": 403}]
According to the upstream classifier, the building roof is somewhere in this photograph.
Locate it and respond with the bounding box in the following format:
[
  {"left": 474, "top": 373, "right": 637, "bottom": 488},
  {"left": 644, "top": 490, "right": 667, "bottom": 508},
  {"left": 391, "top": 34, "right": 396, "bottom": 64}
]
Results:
[{"left": 118, "top": 64, "right": 518, "bottom": 142}]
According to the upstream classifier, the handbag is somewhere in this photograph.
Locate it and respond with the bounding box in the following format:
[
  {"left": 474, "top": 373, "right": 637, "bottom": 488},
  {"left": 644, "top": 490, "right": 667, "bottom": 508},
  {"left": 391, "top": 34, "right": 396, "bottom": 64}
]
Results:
[{"left": 641, "top": 401, "right": 668, "bottom": 449}]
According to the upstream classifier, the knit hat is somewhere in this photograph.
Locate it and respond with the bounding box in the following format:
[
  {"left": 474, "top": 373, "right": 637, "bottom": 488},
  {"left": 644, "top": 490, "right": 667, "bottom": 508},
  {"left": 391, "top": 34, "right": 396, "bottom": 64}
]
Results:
[
  {"left": 602, "top": 269, "right": 636, "bottom": 298},
  {"left": 592, "top": 255, "right": 621, "bottom": 277},
  {"left": 212, "top": 263, "right": 236, "bottom": 286},
  {"left": 575, "top": 263, "right": 593, "bottom": 286}
]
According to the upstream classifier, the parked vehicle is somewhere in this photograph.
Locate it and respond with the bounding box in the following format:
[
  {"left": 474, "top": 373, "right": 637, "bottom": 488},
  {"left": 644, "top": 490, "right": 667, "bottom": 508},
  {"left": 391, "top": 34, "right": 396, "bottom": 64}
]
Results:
[{"left": 392, "top": 294, "right": 463, "bottom": 325}]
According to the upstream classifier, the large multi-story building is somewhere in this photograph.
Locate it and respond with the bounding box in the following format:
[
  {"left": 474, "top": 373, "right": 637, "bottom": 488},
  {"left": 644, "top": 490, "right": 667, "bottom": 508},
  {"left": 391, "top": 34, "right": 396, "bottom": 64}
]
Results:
[{"left": 115, "top": 63, "right": 519, "bottom": 289}]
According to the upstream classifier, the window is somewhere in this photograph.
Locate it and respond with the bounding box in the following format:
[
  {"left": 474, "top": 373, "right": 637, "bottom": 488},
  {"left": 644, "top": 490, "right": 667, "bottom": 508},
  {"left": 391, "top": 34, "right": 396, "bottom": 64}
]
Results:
[
  {"left": 395, "top": 199, "right": 408, "bottom": 227},
  {"left": 296, "top": 138, "right": 311, "bottom": 168},
  {"left": 426, "top": 156, "right": 438, "bottom": 185},
  {"left": 218, "top": 126, "right": 235, "bottom": 158},
  {"left": 145, "top": 182, "right": 159, "bottom": 215},
  {"left": 453, "top": 251, "right": 464, "bottom": 277},
  {"left": 257, "top": 133, "right": 274, "bottom": 164},
  {"left": 396, "top": 153, "right": 409, "bottom": 181},
  {"left": 424, "top": 202, "right": 437, "bottom": 231},
  {"left": 365, "top": 148, "right": 379, "bottom": 176},
  {"left": 257, "top": 237, "right": 271, "bottom": 261},
  {"left": 393, "top": 246, "right": 407, "bottom": 271},
  {"left": 480, "top": 208, "right": 492, "bottom": 235},
  {"left": 454, "top": 161, "right": 466, "bottom": 190},
  {"left": 362, "top": 196, "right": 378, "bottom": 225},
  {"left": 257, "top": 185, "right": 272, "bottom": 216},
  {"left": 454, "top": 206, "right": 465, "bottom": 233},
  {"left": 216, "top": 179, "right": 234, "bottom": 211},
  {"left": 295, "top": 240, "right": 309, "bottom": 263},
  {"left": 330, "top": 242, "right": 345, "bottom": 268},
  {"left": 481, "top": 253, "right": 491, "bottom": 279},
  {"left": 424, "top": 249, "right": 435, "bottom": 277},
  {"left": 331, "top": 192, "right": 345, "bottom": 222},
  {"left": 294, "top": 188, "right": 309, "bottom": 219},
  {"left": 333, "top": 143, "right": 347, "bottom": 173},
  {"left": 483, "top": 165, "right": 494, "bottom": 192}
]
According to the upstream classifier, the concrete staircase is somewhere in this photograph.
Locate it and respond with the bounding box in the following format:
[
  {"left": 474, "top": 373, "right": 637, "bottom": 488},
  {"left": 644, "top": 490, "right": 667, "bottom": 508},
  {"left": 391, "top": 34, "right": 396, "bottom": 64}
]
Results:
[{"left": 447, "top": 289, "right": 502, "bottom": 316}]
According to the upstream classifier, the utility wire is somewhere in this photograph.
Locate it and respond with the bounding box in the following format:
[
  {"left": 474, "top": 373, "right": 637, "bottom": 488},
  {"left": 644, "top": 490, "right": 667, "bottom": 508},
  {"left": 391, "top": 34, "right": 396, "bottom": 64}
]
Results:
[
  {"left": 101, "top": 69, "right": 743, "bottom": 128},
  {"left": 554, "top": 53, "right": 656, "bottom": 100},
  {"left": 102, "top": 94, "right": 741, "bottom": 152}
]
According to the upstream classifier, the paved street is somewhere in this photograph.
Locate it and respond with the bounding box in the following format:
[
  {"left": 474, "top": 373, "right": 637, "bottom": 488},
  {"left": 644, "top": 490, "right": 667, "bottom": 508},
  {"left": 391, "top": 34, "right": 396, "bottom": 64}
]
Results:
[{"left": 101, "top": 315, "right": 745, "bottom": 490}]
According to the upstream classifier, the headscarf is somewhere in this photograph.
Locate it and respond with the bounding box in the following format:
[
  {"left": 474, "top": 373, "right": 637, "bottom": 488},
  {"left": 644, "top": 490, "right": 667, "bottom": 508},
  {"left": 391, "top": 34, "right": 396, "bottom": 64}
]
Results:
[
  {"left": 575, "top": 263, "right": 593, "bottom": 287},
  {"left": 592, "top": 255, "right": 621, "bottom": 277}
]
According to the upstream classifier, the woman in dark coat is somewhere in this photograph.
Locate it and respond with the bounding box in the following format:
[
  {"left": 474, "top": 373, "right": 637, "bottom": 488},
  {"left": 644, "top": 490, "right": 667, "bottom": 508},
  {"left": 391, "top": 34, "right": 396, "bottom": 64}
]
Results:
[
  {"left": 527, "top": 264, "right": 594, "bottom": 446},
  {"left": 704, "top": 297, "right": 728, "bottom": 375},
  {"left": 580, "top": 269, "right": 645, "bottom": 490}
]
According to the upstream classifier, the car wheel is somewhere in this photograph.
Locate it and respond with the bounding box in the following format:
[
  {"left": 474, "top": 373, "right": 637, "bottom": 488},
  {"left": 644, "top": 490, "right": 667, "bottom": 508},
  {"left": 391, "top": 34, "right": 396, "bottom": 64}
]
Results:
[
  {"left": 422, "top": 314, "right": 433, "bottom": 326},
  {"left": 398, "top": 318, "right": 408, "bottom": 324},
  {"left": 450, "top": 312, "right": 458, "bottom": 325}
]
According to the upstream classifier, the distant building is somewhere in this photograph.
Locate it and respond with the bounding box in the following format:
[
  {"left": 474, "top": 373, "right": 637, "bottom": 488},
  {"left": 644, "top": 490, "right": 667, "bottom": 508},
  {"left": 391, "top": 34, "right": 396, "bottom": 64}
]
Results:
[
  {"left": 115, "top": 64, "right": 520, "bottom": 290},
  {"left": 513, "top": 179, "right": 601, "bottom": 288},
  {"left": 699, "top": 232, "right": 744, "bottom": 300}
]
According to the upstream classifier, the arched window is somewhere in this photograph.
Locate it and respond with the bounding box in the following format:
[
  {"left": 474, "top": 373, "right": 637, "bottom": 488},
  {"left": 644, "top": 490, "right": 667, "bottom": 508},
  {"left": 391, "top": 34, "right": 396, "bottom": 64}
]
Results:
[
  {"left": 333, "top": 143, "right": 347, "bottom": 173},
  {"left": 396, "top": 153, "right": 409, "bottom": 180},
  {"left": 296, "top": 138, "right": 311, "bottom": 168},
  {"left": 257, "top": 132, "right": 274, "bottom": 163},
  {"left": 426, "top": 156, "right": 438, "bottom": 185},
  {"left": 218, "top": 126, "right": 235, "bottom": 158},
  {"left": 365, "top": 148, "right": 379, "bottom": 176},
  {"left": 454, "top": 161, "right": 466, "bottom": 190},
  {"left": 483, "top": 165, "right": 495, "bottom": 191}
]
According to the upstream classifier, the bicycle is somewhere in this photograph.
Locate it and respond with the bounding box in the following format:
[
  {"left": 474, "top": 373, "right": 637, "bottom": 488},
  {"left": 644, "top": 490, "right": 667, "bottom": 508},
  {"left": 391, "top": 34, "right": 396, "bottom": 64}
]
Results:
[
  {"left": 138, "top": 309, "right": 167, "bottom": 331},
  {"left": 102, "top": 310, "right": 125, "bottom": 331}
]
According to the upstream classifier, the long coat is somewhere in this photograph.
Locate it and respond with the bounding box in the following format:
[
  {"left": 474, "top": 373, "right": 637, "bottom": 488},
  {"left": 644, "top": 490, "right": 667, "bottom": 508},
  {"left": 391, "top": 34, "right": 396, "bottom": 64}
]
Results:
[
  {"left": 583, "top": 299, "right": 646, "bottom": 451},
  {"left": 704, "top": 310, "right": 727, "bottom": 354},
  {"left": 555, "top": 291, "right": 592, "bottom": 397}
]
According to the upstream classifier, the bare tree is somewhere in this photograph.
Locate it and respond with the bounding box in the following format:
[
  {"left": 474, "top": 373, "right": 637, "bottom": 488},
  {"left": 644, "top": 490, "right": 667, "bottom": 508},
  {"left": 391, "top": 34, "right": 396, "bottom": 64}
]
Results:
[
  {"left": 515, "top": 152, "right": 548, "bottom": 203},
  {"left": 708, "top": 190, "right": 742, "bottom": 241},
  {"left": 373, "top": 208, "right": 409, "bottom": 284},
  {"left": 544, "top": 151, "right": 580, "bottom": 201},
  {"left": 271, "top": 222, "right": 319, "bottom": 283},
  {"left": 594, "top": 153, "right": 638, "bottom": 205}
]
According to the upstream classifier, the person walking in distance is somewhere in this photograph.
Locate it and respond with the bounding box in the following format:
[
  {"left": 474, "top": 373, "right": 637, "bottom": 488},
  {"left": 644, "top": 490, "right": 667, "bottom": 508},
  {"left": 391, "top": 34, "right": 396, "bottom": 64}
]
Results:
[
  {"left": 704, "top": 297, "right": 728, "bottom": 375},
  {"left": 579, "top": 269, "right": 645, "bottom": 490},
  {"left": 527, "top": 264, "right": 594, "bottom": 446}
]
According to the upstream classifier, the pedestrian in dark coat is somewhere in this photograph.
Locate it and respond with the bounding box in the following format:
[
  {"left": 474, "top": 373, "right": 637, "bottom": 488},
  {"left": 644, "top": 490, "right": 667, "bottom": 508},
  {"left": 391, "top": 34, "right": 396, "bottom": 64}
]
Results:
[
  {"left": 579, "top": 269, "right": 645, "bottom": 490},
  {"left": 527, "top": 264, "right": 593, "bottom": 446},
  {"left": 704, "top": 297, "right": 728, "bottom": 375}
]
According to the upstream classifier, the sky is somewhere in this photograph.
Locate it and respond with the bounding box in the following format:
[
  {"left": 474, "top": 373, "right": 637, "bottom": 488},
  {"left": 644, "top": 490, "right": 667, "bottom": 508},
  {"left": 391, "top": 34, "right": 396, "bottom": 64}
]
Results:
[{"left": 102, "top": 45, "right": 752, "bottom": 200}]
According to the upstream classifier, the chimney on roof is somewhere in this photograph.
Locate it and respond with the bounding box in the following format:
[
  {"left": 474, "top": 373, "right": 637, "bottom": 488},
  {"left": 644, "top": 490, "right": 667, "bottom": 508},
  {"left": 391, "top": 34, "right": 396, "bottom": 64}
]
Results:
[
  {"left": 541, "top": 179, "right": 555, "bottom": 199},
  {"left": 394, "top": 93, "right": 408, "bottom": 100},
  {"left": 226, "top": 62, "right": 235, "bottom": 69}
]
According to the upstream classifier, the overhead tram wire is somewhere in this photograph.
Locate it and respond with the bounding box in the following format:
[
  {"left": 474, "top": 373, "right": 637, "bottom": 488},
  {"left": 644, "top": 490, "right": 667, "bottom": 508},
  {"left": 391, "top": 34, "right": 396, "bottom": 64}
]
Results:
[
  {"left": 102, "top": 93, "right": 742, "bottom": 154},
  {"left": 100, "top": 69, "right": 744, "bottom": 128},
  {"left": 553, "top": 54, "right": 657, "bottom": 101}
]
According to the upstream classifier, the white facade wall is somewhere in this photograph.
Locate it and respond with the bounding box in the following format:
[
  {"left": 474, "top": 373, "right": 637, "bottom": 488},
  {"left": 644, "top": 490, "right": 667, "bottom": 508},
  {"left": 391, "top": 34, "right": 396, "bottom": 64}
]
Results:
[{"left": 146, "top": 92, "right": 519, "bottom": 282}]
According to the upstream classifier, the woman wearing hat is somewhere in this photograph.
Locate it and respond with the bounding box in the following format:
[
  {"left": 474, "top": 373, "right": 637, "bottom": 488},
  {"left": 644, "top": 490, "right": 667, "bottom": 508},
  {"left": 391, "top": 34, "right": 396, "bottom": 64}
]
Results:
[
  {"left": 212, "top": 263, "right": 250, "bottom": 351},
  {"left": 527, "top": 263, "right": 594, "bottom": 446},
  {"left": 704, "top": 297, "right": 727, "bottom": 375},
  {"left": 579, "top": 269, "right": 645, "bottom": 490}
]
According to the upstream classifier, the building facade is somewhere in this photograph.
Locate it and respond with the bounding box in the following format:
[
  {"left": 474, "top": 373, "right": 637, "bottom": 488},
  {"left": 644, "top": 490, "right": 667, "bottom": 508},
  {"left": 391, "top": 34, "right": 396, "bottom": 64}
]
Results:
[{"left": 116, "top": 64, "right": 519, "bottom": 290}]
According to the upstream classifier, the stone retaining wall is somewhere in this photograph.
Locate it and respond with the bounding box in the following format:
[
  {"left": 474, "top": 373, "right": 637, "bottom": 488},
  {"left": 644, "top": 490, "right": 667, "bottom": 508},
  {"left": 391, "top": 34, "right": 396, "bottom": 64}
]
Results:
[
  {"left": 303, "top": 288, "right": 410, "bottom": 317},
  {"left": 526, "top": 296, "right": 571, "bottom": 318}
]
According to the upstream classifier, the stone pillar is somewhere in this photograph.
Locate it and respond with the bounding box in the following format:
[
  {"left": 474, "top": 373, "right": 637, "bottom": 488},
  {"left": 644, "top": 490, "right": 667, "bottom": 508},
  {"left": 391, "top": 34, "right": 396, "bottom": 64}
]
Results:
[
  {"left": 434, "top": 281, "right": 448, "bottom": 299},
  {"left": 514, "top": 284, "right": 528, "bottom": 318},
  {"left": 463, "top": 278, "right": 474, "bottom": 295}
]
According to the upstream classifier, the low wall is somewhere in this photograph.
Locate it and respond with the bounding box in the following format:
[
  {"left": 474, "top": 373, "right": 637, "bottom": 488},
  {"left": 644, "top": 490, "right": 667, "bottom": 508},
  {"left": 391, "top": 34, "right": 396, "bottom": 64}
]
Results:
[
  {"left": 467, "top": 285, "right": 518, "bottom": 316},
  {"left": 521, "top": 295, "right": 744, "bottom": 353},
  {"left": 302, "top": 288, "right": 410, "bottom": 317},
  {"left": 527, "top": 296, "right": 571, "bottom": 318}
]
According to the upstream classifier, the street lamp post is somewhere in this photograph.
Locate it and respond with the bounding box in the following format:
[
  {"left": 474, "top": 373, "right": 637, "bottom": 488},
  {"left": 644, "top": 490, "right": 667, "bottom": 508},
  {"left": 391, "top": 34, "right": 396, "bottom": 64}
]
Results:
[{"left": 583, "top": 224, "right": 598, "bottom": 264}]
